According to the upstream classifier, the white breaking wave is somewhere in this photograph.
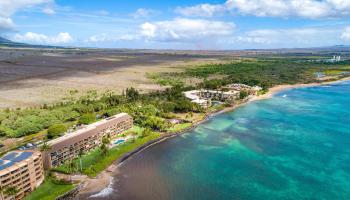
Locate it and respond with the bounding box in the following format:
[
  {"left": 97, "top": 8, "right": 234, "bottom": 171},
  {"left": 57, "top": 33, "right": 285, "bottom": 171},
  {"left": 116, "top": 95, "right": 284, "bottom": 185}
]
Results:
[{"left": 89, "top": 177, "right": 115, "bottom": 198}]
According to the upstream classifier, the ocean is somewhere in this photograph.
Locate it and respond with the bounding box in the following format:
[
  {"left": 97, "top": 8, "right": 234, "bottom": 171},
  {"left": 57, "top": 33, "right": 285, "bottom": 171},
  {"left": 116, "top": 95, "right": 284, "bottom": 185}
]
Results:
[{"left": 89, "top": 81, "right": 350, "bottom": 200}]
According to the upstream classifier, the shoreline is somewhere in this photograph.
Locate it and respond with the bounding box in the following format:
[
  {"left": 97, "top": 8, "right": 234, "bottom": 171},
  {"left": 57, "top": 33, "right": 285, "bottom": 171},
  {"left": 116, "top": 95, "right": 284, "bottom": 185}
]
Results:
[
  {"left": 76, "top": 76, "right": 350, "bottom": 198},
  {"left": 253, "top": 76, "right": 350, "bottom": 101}
]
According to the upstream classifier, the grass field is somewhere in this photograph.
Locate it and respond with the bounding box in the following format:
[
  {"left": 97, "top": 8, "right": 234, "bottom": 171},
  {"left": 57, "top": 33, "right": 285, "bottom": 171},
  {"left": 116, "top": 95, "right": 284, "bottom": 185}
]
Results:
[
  {"left": 166, "top": 123, "right": 192, "bottom": 133},
  {"left": 24, "top": 178, "right": 74, "bottom": 200}
]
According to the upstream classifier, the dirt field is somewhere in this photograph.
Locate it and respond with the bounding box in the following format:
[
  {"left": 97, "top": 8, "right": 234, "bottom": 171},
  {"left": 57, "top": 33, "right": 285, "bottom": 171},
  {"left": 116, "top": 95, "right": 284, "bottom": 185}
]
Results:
[{"left": 0, "top": 48, "right": 230, "bottom": 108}]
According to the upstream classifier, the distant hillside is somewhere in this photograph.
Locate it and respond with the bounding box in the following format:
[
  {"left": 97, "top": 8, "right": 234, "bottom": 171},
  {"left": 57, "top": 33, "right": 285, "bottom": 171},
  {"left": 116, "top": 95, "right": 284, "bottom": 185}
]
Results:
[
  {"left": 0, "top": 36, "right": 59, "bottom": 48},
  {"left": 0, "top": 36, "right": 13, "bottom": 43}
]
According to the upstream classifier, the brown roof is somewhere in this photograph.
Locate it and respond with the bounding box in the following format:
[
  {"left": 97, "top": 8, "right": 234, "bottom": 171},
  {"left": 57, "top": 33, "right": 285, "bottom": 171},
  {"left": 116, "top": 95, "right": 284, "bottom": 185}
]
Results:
[{"left": 48, "top": 113, "right": 132, "bottom": 151}]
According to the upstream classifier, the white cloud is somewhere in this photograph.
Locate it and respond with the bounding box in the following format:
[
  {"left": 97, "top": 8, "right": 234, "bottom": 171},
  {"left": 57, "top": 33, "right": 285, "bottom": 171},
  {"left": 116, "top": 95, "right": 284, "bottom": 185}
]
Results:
[
  {"left": 0, "top": 0, "right": 53, "bottom": 17},
  {"left": 86, "top": 33, "right": 139, "bottom": 43},
  {"left": 341, "top": 27, "right": 350, "bottom": 41},
  {"left": 140, "top": 18, "right": 235, "bottom": 42},
  {"left": 233, "top": 28, "right": 340, "bottom": 47},
  {"left": 12, "top": 32, "right": 72, "bottom": 44},
  {"left": 0, "top": 0, "right": 54, "bottom": 31},
  {"left": 132, "top": 8, "right": 158, "bottom": 19},
  {"left": 42, "top": 7, "right": 56, "bottom": 15},
  {"left": 0, "top": 18, "right": 15, "bottom": 31},
  {"left": 87, "top": 33, "right": 109, "bottom": 43},
  {"left": 175, "top": 4, "right": 226, "bottom": 17},
  {"left": 177, "top": 0, "right": 350, "bottom": 19},
  {"left": 95, "top": 10, "right": 109, "bottom": 16}
]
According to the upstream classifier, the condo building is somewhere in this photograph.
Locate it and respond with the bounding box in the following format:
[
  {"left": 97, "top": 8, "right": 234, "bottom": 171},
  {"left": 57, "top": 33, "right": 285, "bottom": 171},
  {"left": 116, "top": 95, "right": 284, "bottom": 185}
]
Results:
[
  {"left": 183, "top": 89, "right": 239, "bottom": 108},
  {"left": 0, "top": 151, "right": 44, "bottom": 200},
  {"left": 44, "top": 113, "right": 133, "bottom": 169}
]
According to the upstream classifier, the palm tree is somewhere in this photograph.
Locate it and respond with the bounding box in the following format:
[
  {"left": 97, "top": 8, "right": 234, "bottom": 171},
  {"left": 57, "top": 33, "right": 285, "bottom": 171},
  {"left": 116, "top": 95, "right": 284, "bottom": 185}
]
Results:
[
  {"left": 102, "top": 135, "right": 111, "bottom": 144},
  {"left": 3, "top": 186, "right": 18, "bottom": 200},
  {"left": 100, "top": 136, "right": 110, "bottom": 157},
  {"left": 68, "top": 158, "right": 76, "bottom": 173},
  {"left": 78, "top": 149, "right": 84, "bottom": 172},
  {"left": 39, "top": 142, "right": 51, "bottom": 152},
  {"left": 100, "top": 143, "right": 109, "bottom": 157},
  {"left": 39, "top": 142, "right": 51, "bottom": 169},
  {"left": 0, "top": 186, "right": 4, "bottom": 200}
]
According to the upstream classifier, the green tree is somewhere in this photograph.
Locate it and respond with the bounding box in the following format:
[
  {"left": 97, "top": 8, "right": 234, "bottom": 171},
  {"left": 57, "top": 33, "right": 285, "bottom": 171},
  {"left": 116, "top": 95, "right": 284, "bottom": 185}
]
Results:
[
  {"left": 138, "top": 128, "right": 152, "bottom": 138},
  {"left": 161, "top": 102, "right": 176, "bottom": 113},
  {"left": 79, "top": 113, "right": 96, "bottom": 125},
  {"left": 3, "top": 186, "right": 18, "bottom": 199},
  {"left": 174, "top": 99, "right": 194, "bottom": 112},
  {"left": 0, "top": 125, "right": 15, "bottom": 137},
  {"left": 78, "top": 149, "right": 84, "bottom": 172},
  {"left": 47, "top": 124, "right": 67, "bottom": 139},
  {"left": 126, "top": 87, "right": 140, "bottom": 101},
  {"left": 239, "top": 91, "right": 249, "bottom": 99},
  {"left": 40, "top": 142, "right": 51, "bottom": 153},
  {"left": 0, "top": 185, "right": 4, "bottom": 200},
  {"left": 100, "top": 136, "right": 110, "bottom": 157}
]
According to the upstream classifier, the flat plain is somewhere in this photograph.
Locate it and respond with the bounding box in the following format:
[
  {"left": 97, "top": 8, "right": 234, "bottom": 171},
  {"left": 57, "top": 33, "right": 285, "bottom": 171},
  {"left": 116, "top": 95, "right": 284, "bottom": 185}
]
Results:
[
  {"left": 1, "top": 47, "right": 349, "bottom": 108},
  {"left": 0, "top": 48, "right": 230, "bottom": 108}
]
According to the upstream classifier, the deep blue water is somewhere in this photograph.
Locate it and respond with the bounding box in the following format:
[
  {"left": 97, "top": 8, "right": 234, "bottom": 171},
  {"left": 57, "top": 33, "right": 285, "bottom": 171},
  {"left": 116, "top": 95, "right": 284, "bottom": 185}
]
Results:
[{"left": 91, "top": 81, "right": 350, "bottom": 200}]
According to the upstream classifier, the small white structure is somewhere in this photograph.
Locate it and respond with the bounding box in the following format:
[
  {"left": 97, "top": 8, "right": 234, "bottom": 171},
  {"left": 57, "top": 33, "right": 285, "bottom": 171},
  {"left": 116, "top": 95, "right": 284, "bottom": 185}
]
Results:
[
  {"left": 183, "top": 90, "right": 211, "bottom": 108},
  {"left": 327, "top": 55, "right": 341, "bottom": 63}
]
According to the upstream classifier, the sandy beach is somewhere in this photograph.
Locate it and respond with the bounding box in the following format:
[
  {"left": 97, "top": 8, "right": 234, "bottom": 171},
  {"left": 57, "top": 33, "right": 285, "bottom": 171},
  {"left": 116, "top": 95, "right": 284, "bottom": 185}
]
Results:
[
  {"left": 76, "top": 76, "right": 350, "bottom": 198},
  {"left": 253, "top": 76, "right": 350, "bottom": 101},
  {"left": 76, "top": 164, "right": 119, "bottom": 197}
]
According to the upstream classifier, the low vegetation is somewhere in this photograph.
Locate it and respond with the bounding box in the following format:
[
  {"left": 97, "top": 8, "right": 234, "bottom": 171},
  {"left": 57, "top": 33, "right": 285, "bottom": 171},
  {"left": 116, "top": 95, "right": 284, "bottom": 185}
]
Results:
[
  {"left": 0, "top": 86, "right": 201, "bottom": 141},
  {"left": 150, "top": 58, "right": 350, "bottom": 89},
  {"left": 24, "top": 178, "right": 74, "bottom": 200},
  {"left": 47, "top": 124, "right": 67, "bottom": 139}
]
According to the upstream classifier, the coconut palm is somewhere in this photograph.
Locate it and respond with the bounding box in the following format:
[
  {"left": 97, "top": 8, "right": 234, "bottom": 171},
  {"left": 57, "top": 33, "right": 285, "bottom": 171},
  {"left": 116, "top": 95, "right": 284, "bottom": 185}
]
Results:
[
  {"left": 3, "top": 186, "right": 19, "bottom": 200},
  {"left": 39, "top": 142, "right": 51, "bottom": 152},
  {"left": 78, "top": 149, "right": 84, "bottom": 172},
  {"left": 0, "top": 186, "right": 4, "bottom": 200},
  {"left": 100, "top": 143, "right": 108, "bottom": 157}
]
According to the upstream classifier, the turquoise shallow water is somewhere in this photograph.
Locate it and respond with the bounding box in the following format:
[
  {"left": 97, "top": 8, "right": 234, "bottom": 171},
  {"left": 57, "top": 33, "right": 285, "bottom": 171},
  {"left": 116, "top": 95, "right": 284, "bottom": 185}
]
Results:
[{"left": 91, "top": 81, "right": 350, "bottom": 200}]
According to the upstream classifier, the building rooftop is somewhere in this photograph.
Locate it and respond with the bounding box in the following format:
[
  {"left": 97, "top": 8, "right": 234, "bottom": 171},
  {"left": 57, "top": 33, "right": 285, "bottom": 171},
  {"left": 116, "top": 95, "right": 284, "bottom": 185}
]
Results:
[
  {"left": 0, "top": 151, "right": 33, "bottom": 171},
  {"left": 183, "top": 90, "right": 201, "bottom": 100},
  {"left": 48, "top": 113, "right": 130, "bottom": 146},
  {"left": 192, "top": 99, "right": 208, "bottom": 104}
]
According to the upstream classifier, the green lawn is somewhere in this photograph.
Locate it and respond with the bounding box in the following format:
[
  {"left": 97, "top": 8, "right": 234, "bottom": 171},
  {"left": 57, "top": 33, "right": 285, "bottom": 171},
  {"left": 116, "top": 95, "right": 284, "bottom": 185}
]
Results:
[
  {"left": 122, "top": 126, "right": 144, "bottom": 136},
  {"left": 53, "top": 132, "right": 161, "bottom": 177},
  {"left": 166, "top": 123, "right": 192, "bottom": 133},
  {"left": 24, "top": 178, "right": 74, "bottom": 200}
]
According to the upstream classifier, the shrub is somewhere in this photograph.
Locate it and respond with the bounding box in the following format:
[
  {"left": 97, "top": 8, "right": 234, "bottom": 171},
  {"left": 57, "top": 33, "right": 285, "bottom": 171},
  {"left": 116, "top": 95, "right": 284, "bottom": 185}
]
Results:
[
  {"left": 79, "top": 113, "right": 96, "bottom": 125},
  {"left": 0, "top": 125, "right": 15, "bottom": 137},
  {"left": 47, "top": 124, "right": 67, "bottom": 139},
  {"left": 239, "top": 91, "right": 249, "bottom": 99}
]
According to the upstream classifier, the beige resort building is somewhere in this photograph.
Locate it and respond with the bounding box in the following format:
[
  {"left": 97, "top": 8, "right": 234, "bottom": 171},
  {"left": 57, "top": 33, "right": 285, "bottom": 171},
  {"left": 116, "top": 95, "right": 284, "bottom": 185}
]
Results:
[
  {"left": 183, "top": 89, "right": 239, "bottom": 108},
  {"left": 43, "top": 113, "right": 133, "bottom": 169},
  {"left": 0, "top": 151, "right": 44, "bottom": 200},
  {"left": 184, "top": 84, "right": 263, "bottom": 108}
]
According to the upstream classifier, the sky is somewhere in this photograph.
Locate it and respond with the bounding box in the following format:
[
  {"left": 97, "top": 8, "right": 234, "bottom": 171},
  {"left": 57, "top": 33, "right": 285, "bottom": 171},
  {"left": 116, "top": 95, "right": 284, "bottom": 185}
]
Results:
[{"left": 1, "top": 0, "right": 350, "bottom": 50}]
